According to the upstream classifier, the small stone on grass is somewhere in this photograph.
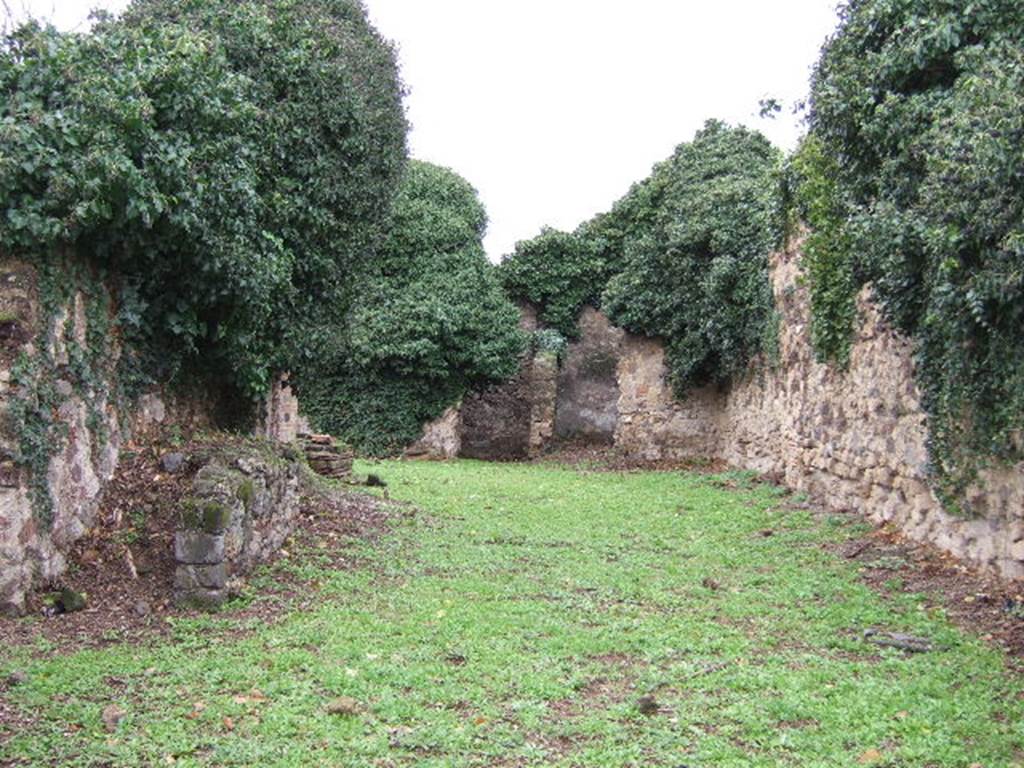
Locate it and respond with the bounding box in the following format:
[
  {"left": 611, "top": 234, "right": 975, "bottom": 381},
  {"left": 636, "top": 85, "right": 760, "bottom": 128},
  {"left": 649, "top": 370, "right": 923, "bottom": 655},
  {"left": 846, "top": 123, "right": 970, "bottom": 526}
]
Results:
[{"left": 326, "top": 696, "right": 363, "bottom": 717}]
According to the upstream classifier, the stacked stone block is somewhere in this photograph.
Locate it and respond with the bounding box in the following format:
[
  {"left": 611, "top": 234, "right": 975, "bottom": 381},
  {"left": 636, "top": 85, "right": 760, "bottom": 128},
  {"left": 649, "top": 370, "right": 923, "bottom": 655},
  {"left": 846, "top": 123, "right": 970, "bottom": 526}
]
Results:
[
  {"left": 174, "top": 443, "right": 301, "bottom": 610},
  {"left": 300, "top": 433, "right": 353, "bottom": 479},
  {"left": 174, "top": 503, "right": 231, "bottom": 609}
]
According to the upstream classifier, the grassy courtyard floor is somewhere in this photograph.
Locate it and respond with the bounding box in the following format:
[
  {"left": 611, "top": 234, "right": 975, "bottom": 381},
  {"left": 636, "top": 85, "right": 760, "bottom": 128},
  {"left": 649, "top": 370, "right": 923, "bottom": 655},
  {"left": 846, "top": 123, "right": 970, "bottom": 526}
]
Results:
[{"left": 2, "top": 459, "right": 1023, "bottom": 766}]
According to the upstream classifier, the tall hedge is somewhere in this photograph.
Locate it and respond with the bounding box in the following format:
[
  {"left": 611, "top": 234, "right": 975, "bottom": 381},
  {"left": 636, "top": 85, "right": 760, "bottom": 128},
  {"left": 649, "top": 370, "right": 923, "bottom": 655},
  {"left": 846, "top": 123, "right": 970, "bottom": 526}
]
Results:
[
  {"left": 298, "top": 161, "right": 525, "bottom": 455},
  {"left": 802, "top": 0, "right": 1024, "bottom": 506}
]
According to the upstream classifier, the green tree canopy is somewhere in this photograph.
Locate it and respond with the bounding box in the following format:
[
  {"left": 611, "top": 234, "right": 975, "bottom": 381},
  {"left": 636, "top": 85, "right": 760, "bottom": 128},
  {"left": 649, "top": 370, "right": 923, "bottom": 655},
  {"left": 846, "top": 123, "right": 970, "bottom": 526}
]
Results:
[
  {"left": 1, "top": 0, "right": 408, "bottom": 395},
  {"left": 298, "top": 160, "right": 525, "bottom": 455}
]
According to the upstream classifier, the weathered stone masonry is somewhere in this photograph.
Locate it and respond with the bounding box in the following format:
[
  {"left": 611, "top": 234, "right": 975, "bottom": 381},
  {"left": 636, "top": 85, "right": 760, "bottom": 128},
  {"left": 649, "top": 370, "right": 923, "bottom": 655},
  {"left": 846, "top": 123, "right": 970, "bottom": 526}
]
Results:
[
  {"left": 175, "top": 444, "right": 302, "bottom": 609},
  {"left": 614, "top": 244, "right": 1024, "bottom": 580},
  {"left": 0, "top": 257, "right": 303, "bottom": 615}
]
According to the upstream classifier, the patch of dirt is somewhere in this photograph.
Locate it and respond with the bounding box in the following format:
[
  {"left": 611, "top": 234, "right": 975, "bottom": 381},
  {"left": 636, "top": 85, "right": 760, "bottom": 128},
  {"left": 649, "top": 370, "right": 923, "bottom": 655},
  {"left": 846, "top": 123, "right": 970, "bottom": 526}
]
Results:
[
  {"left": 0, "top": 438, "right": 398, "bottom": 655},
  {"left": 546, "top": 653, "right": 650, "bottom": 721},
  {"left": 828, "top": 522, "right": 1024, "bottom": 660},
  {"left": 535, "top": 442, "right": 729, "bottom": 473}
]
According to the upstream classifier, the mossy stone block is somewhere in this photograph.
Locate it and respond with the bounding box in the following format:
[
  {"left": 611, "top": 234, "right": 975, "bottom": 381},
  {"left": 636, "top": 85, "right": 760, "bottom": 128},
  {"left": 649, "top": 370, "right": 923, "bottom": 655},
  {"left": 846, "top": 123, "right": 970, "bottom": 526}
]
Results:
[
  {"left": 174, "top": 531, "right": 224, "bottom": 565},
  {"left": 174, "top": 563, "right": 228, "bottom": 591},
  {"left": 235, "top": 479, "right": 256, "bottom": 511},
  {"left": 180, "top": 500, "right": 232, "bottom": 534},
  {"left": 201, "top": 502, "right": 232, "bottom": 533},
  {"left": 59, "top": 588, "right": 87, "bottom": 613}
]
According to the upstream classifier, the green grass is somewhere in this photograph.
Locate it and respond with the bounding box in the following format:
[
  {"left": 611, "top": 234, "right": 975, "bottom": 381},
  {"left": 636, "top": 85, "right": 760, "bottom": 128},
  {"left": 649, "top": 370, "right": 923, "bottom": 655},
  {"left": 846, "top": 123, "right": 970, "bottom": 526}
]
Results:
[{"left": 2, "top": 459, "right": 1022, "bottom": 766}]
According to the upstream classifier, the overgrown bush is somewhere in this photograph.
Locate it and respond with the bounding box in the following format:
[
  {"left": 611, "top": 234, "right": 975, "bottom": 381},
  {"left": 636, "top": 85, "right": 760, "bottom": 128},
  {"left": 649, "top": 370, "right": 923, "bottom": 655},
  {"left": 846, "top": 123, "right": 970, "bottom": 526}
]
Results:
[
  {"left": 602, "top": 121, "right": 784, "bottom": 390},
  {"left": 1, "top": 0, "right": 408, "bottom": 397},
  {"left": 499, "top": 228, "right": 608, "bottom": 340},
  {"left": 298, "top": 161, "right": 525, "bottom": 455},
  {"left": 804, "top": 0, "right": 1024, "bottom": 505},
  {"left": 503, "top": 121, "right": 783, "bottom": 392}
]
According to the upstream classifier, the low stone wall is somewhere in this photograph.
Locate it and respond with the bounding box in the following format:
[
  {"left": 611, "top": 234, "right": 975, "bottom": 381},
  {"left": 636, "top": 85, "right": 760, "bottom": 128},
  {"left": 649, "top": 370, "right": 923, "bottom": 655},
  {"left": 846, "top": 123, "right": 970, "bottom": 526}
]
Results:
[
  {"left": 175, "top": 443, "right": 302, "bottom": 609},
  {"left": 0, "top": 256, "right": 301, "bottom": 615}
]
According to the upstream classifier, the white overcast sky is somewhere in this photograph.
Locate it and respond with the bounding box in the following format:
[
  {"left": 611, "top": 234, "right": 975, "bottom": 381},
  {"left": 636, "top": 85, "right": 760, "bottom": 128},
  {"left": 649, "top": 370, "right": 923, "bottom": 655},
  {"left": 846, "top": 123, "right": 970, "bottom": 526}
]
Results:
[{"left": 8, "top": 0, "right": 841, "bottom": 260}]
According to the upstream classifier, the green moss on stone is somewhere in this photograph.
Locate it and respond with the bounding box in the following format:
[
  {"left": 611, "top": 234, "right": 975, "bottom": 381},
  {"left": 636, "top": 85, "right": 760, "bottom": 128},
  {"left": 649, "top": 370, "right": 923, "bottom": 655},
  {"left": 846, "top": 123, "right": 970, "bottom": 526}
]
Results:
[
  {"left": 201, "top": 502, "right": 232, "bottom": 533},
  {"left": 236, "top": 479, "right": 255, "bottom": 511},
  {"left": 180, "top": 499, "right": 232, "bottom": 533}
]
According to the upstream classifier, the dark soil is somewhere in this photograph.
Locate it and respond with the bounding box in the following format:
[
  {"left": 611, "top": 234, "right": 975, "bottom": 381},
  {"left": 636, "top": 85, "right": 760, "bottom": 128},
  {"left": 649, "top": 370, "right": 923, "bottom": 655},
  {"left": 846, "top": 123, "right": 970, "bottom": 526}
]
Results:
[
  {"left": 0, "top": 438, "right": 396, "bottom": 655},
  {"left": 830, "top": 521, "right": 1024, "bottom": 661},
  {"left": 535, "top": 442, "right": 730, "bottom": 473}
]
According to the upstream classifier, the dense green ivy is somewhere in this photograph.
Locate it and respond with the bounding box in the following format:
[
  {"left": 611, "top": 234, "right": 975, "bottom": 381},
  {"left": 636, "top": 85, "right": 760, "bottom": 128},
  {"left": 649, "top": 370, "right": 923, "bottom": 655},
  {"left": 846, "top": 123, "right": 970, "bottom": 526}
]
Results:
[
  {"left": 786, "top": 136, "right": 858, "bottom": 366},
  {"left": 502, "top": 121, "right": 784, "bottom": 393},
  {"left": 499, "top": 228, "right": 606, "bottom": 340},
  {"left": 602, "top": 122, "right": 784, "bottom": 390},
  {"left": 1, "top": 0, "right": 407, "bottom": 397},
  {"left": 805, "top": 0, "right": 1024, "bottom": 506},
  {"left": 298, "top": 161, "right": 525, "bottom": 455}
]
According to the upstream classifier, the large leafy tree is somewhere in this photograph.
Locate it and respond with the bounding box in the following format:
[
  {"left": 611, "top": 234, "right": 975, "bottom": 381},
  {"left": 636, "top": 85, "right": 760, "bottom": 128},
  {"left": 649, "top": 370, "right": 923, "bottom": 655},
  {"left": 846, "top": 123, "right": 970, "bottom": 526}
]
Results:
[
  {"left": 499, "top": 227, "right": 606, "bottom": 339},
  {"left": 298, "top": 161, "right": 525, "bottom": 455}
]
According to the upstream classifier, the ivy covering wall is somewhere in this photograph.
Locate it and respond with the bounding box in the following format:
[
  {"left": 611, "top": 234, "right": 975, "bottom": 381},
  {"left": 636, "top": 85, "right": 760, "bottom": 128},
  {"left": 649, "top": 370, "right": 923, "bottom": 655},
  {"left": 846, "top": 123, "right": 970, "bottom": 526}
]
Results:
[
  {"left": 799, "top": 0, "right": 1024, "bottom": 507},
  {"left": 1, "top": 1, "right": 526, "bottom": 466}
]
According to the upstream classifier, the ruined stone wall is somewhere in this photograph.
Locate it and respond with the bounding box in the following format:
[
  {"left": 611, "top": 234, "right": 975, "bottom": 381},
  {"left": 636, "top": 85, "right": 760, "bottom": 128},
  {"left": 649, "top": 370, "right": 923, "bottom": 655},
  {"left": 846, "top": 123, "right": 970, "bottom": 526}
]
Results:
[
  {"left": 555, "top": 308, "right": 623, "bottom": 444},
  {"left": 0, "top": 257, "right": 302, "bottom": 615},
  {"left": 259, "top": 374, "right": 307, "bottom": 444},
  {"left": 0, "top": 259, "right": 121, "bottom": 615},
  {"left": 410, "top": 244, "right": 1024, "bottom": 578},
  {"left": 407, "top": 405, "right": 462, "bottom": 459},
  {"left": 612, "top": 244, "right": 1024, "bottom": 580},
  {"left": 615, "top": 336, "right": 724, "bottom": 461},
  {"left": 445, "top": 303, "right": 558, "bottom": 461},
  {"left": 718, "top": 247, "right": 1024, "bottom": 580},
  {"left": 175, "top": 443, "right": 302, "bottom": 609}
]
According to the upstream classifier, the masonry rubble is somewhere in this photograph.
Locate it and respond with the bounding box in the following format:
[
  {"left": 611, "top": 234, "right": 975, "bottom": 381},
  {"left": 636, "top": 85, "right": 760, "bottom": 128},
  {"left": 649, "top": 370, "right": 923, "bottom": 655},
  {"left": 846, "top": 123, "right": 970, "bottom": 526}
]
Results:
[
  {"left": 174, "top": 444, "right": 302, "bottom": 610},
  {"left": 299, "top": 433, "right": 354, "bottom": 479}
]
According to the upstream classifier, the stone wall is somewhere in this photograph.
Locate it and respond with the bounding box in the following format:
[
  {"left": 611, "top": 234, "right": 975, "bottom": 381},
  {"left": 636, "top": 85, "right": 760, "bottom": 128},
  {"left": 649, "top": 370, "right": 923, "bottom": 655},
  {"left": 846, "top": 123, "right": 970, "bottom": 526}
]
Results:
[
  {"left": 0, "top": 259, "right": 121, "bottom": 615},
  {"left": 407, "top": 405, "right": 462, "bottom": 459},
  {"left": 0, "top": 257, "right": 302, "bottom": 615},
  {"left": 612, "top": 244, "right": 1024, "bottom": 580},
  {"left": 555, "top": 308, "right": 623, "bottom": 443},
  {"left": 449, "top": 303, "right": 558, "bottom": 461},
  {"left": 259, "top": 374, "right": 307, "bottom": 444},
  {"left": 175, "top": 443, "right": 302, "bottom": 609}
]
